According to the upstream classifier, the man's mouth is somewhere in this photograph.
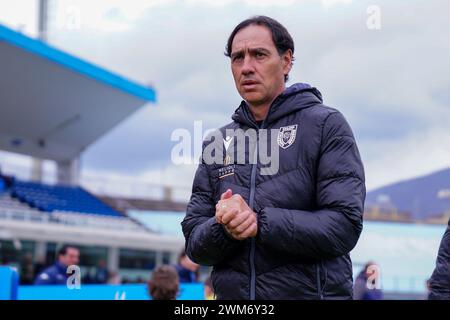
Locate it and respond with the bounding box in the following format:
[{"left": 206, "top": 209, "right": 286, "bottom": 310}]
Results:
[{"left": 241, "top": 80, "right": 259, "bottom": 89}]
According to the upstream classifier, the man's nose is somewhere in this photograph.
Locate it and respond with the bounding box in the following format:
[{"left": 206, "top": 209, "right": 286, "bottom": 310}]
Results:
[{"left": 241, "top": 55, "right": 255, "bottom": 75}]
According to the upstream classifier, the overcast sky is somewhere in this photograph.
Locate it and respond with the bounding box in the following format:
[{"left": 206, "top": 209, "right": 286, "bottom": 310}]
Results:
[{"left": 1, "top": 0, "right": 449, "bottom": 193}]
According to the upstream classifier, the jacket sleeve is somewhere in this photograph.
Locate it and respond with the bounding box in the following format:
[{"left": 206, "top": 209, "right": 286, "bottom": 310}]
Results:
[
  {"left": 257, "top": 111, "right": 365, "bottom": 260},
  {"left": 429, "top": 220, "right": 450, "bottom": 300},
  {"left": 181, "top": 153, "right": 242, "bottom": 266}
]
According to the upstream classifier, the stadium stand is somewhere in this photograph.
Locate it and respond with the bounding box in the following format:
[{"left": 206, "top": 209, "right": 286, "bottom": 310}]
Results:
[
  {"left": 0, "top": 192, "right": 51, "bottom": 224},
  {"left": 0, "top": 193, "right": 42, "bottom": 214},
  {"left": 10, "top": 180, "right": 121, "bottom": 216},
  {"left": 0, "top": 178, "right": 150, "bottom": 233},
  {"left": 0, "top": 191, "right": 42, "bottom": 215}
]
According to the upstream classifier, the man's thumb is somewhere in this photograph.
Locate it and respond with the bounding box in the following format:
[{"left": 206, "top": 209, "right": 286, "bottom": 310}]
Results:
[{"left": 220, "top": 189, "right": 233, "bottom": 200}]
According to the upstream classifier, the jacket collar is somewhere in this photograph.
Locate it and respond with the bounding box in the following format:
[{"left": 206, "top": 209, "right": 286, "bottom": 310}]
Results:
[{"left": 231, "top": 83, "right": 323, "bottom": 128}]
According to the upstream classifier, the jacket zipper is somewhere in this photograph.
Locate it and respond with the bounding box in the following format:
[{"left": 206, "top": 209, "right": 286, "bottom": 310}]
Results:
[
  {"left": 248, "top": 126, "right": 259, "bottom": 300},
  {"left": 246, "top": 98, "right": 280, "bottom": 300},
  {"left": 316, "top": 264, "right": 323, "bottom": 300}
]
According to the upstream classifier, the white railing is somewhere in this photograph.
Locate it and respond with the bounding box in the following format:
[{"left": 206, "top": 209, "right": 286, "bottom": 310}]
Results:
[
  {"left": 80, "top": 175, "right": 191, "bottom": 202},
  {"left": 0, "top": 208, "right": 149, "bottom": 233},
  {"left": 0, "top": 208, "right": 50, "bottom": 222},
  {"left": 52, "top": 211, "right": 149, "bottom": 232}
]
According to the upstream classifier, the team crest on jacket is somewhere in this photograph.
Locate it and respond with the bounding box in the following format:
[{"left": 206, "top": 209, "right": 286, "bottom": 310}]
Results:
[{"left": 277, "top": 125, "right": 298, "bottom": 149}]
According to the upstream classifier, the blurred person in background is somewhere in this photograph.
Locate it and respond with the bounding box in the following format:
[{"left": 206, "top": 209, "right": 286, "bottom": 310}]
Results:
[
  {"left": 175, "top": 250, "right": 199, "bottom": 283},
  {"left": 33, "top": 255, "right": 48, "bottom": 278},
  {"left": 107, "top": 271, "right": 121, "bottom": 284},
  {"left": 429, "top": 218, "right": 450, "bottom": 300},
  {"left": 82, "top": 266, "right": 95, "bottom": 284},
  {"left": 19, "top": 252, "right": 35, "bottom": 285},
  {"left": 34, "top": 245, "right": 79, "bottom": 285},
  {"left": 148, "top": 265, "right": 179, "bottom": 300},
  {"left": 353, "top": 261, "right": 383, "bottom": 300},
  {"left": 94, "top": 259, "right": 109, "bottom": 284}
]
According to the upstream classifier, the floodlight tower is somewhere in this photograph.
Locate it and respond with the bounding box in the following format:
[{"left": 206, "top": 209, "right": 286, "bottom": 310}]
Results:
[{"left": 32, "top": 0, "right": 80, "bottom": 185}]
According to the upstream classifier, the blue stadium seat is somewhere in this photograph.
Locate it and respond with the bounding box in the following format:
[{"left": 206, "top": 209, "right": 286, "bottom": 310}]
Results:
[{"left": 10, "top": 180, "right": 121, "bottom": 217}]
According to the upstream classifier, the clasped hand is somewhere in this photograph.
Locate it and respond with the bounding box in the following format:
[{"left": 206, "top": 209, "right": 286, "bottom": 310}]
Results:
[{"left": 215, "top": 189, "right": 258, "bottom": 241}]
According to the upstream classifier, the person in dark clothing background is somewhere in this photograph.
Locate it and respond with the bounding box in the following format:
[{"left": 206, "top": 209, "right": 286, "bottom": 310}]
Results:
[
  {"left": 34, "top": 245, "right": 79, "bottom": 285},
  {"left": 181, "top": 16, "right": 365, "bottom": 300},
  {"left": 429, "top": 218, "right": 450, "bottom": 299},
  {"left": 353, "top": 261, "right": 383, "bottom": 300},
  {"left": 94, "top": 259, "right": 109, "bottom": 284},
  {"left": 19, "top": 252, "right": 35, "bottom": 285},
  {"left": 33, "top": 256, "right": 48, "bottom": 278},
  {"left": 174, "top": 250, "right": 199, "bottom": 283}
]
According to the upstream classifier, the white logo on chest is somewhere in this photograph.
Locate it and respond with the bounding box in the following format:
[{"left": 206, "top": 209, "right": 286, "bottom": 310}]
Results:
[
  {"left": 277, "top": 125, "right": 298, "bottom": 149},
  {"left": 223, "top": 136, "right": 233, "bottom": 151}
]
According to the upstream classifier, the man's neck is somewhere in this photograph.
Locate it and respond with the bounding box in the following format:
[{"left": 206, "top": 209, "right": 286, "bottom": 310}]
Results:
[
  {"left": 247, "top": 85, "right": 286, "bottom": 121},
  {"left": 248, "top": 103, "right": 270, "bottom": 122}
]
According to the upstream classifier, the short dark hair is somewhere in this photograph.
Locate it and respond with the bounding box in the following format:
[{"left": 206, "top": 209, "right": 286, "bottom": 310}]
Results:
[
  {"left": 58, "top": 245, "right": 79, "bottom": 257},
  {"left": 225, "top": 15, "right": 295, "bottom": 82},
  {"left": 148, "top": 265, "right": 179, "bottom": 300}
]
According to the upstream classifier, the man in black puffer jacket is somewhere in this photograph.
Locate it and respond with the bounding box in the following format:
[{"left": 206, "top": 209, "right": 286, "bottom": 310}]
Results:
[
  {"left": 181, "top": 16, "right": 365, "bottom": 300},
  {"left": 429, "top": 219, "right": 450, "bottom": 299}
]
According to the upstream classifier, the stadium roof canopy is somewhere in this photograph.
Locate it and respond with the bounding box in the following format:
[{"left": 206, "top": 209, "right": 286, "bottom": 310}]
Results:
[{"left": 0, "top": 23, "right": 156, "bottom": 162}]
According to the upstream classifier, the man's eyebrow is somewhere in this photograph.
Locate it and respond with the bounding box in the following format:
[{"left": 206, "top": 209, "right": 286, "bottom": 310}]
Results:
[
  {"left": 249, "top": 47, "right": 270, "bottom": 54},
  {"left": 230, "top": 47, "right": 271, "bottom": 58},
  {"left": 230, "top": 49, "right": 244, "bottom": 58}
]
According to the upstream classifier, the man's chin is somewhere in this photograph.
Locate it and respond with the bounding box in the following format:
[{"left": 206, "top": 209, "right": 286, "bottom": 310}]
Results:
[{"left": 241, "top": 92, "right": 264, "bottom": 104}]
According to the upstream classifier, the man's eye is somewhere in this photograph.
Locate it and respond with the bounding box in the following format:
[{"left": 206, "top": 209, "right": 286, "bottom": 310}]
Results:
[
  {"left": 232, "top": 56, "right": 243, "bottom": 62},
  {"left": 255, "top": 52, "right": 265, "bottom": 58}
]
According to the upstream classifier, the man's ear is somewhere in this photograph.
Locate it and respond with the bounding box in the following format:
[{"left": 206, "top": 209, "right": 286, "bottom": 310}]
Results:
[{"left": 282, "top": 49, "right": 293, "bottom": 76}]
